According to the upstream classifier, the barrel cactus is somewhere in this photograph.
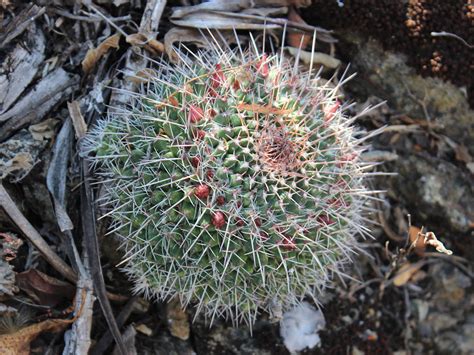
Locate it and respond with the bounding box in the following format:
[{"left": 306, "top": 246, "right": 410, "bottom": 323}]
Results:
[{"left": 84, "top": 37, "right": 374, "bottom": 326}]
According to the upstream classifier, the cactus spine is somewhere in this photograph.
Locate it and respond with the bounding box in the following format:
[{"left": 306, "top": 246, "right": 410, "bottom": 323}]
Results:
[{"left": 84, "top": 34, "right": 375, "bottom": 326}]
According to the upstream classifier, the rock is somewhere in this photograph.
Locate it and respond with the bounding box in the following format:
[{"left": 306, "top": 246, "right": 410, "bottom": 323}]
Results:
[
  {"left": 166, "top": 297, "right": 190, "bottom": 341},
  {"left": 138, "top": 332, "right": 195, "bottom": 355},
  {"left": 388, "top": 154, "right": 474, "bottom": 233},
  {"left": 192, "top": 317, "right": 287, "bottom": 355},
  {"left": 422, "top": 264, "right": 474, "bottom": 354},
  {"left": 347, "top": 35, "right": 474, "bottom": 156}
]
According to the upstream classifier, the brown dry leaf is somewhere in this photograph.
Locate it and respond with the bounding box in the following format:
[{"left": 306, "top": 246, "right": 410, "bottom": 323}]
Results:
[
  {"left": 171, "top": 12, "right": 281, "bottom": 30},
  {"left": 0, "top": 318, "right": 71, "bottom": 355},
  {"left": 126, "top": 33, "right": 164, "bottom": 56},
  {"left": 67, "top": 101, "right": 87, "bottom": 139},
  {"left": 82, "top": 34, "right": 121, "bottom": 74},
  {"left": 16, "top": 269, "right": 75, "bottom": 308},
  {"left": 287, "top": 7, "right": 311, "bottom": 48},
  {"left": 135, "top": 323, "right": 153, "bottom": 336},
  {"left": 393, "top": 261, "right": 425, "bottom": 287},
  {"left": 409, "top": 225, "right": 425, "bottom": 256},
  {"left": 454, "top": 144, "right": 472, "bottom": 164},
  {"left": 286, "top": 47, "right": 341, "bottom": 68},
  {"left": 28, "top": 118, "right": 59, "bottom": 141}
]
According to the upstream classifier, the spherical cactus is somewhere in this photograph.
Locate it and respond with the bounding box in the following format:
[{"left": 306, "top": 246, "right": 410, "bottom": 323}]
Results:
[{"left": 84, "top": 37, "right": 374, "bottom": 326}]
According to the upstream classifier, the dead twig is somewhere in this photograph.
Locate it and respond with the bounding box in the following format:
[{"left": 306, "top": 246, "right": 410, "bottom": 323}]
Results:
[
  {"left": 431, "top": 31, "right": 474, "bottom": 49},
  {"left": 91, "top": 296, "right": 139, "bottom": 355},
  {"left": 80, "top": 159, "right": 126, "bottom": 355},
  {"left": 0, "top": 183, "right": 77, "bottom": 283},
  {"left": 0, "top": 4, "right": 46, "bottom": 48},
  {"left": 49, "top": 8, "right": 131, "bottom": 23}
]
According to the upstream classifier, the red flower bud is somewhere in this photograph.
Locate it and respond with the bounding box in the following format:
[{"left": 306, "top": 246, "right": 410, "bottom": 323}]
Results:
[
  {"left": 207, "top": 108, "right": 217, "bottom": 118},
  {"left": 211, "top": 64, "right": 226, "bottom": 88},
  {"left": 206, "top": 169, "right": 214, "bottom": 179},
  {"left": 259, "top": 231, "right": 269, "bottom": 241},
  {"left": 194, "top": 184, "right": 210, "bottom": 199},
  {"left": 279, "top": 236, "right": 296, "bottom": 250},
  {"left": 193, "top": 129, "right": 206, "bottom": 141},
  {"left": 216, "top": 196, "right": 225, "bottom": 206},
  {"left": 168, "top": 95, "right": 179, "bottom": 107},
  {"left": 189, "top": 105, "right": 204, "bottom": 123},
  {"left": 211, "top": 211, "right": 226, "bottom": 228},
  {"left": 191, "top": 156, "right": 200, "bottom": 168},
  {"left": 324, "top": 100, "right": 340, "bottom": 123},
  {"left": 235, "top": 217, "right": 245, "bottom": 227},
  {"left": 256, "top": 54, "right": 269, "bottom": 77},
  {"left": 233, "top": 79, "right": 241, "bottom": 91}
]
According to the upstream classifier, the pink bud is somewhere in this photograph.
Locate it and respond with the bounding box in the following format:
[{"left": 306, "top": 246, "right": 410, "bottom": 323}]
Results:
[
  {"left": 211, "top": 211, "right": 226, "bottom": 228},
  {"left": 216, "top": 196, "right": 225, "bottom": 206},
  {"left": 189, "top": 105, "right": 204, "bottom": 123},
  {"left": 256, "top": 54, "right": 269, "bottom": 77},
  {"left": 279, "top": 236, "right": 296, "bottom": 250},
  {"left": 191, "top": 156, "right": 200, "bottom": 168},
  {"left": 324, "top": 100, "right": 340, "bottom": 123},
  {"left": 193, "top": 129, "right": 206, "bottom": 141},
  {"left": 194, "top": 184, "right": 210, "bottom": 199},
  {"left": 211, "top": 64, "right": 226, "bottom": 88}
]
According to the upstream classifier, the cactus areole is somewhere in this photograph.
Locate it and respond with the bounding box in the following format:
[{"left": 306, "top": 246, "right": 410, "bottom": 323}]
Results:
[{"left": 84, "top": 38, "right": 374, "bottom": 326}]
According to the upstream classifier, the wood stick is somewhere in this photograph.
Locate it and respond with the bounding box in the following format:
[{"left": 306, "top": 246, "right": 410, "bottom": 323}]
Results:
[{"left": 0, "top": 183, "right": 77, "bottom": 283}]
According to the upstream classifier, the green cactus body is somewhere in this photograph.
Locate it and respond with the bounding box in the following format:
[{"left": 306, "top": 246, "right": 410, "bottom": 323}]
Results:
[{"left": 84, "top": 42, "right": 373, "bottom": 326}]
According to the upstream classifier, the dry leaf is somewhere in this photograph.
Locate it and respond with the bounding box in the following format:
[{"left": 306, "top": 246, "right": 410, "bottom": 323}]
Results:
[
  {"left": 67, "top": 101, "right": 87, "bottom": 139},
  {"left": 454, "top": 144, "right": 472, "bottom": 164},
  {"left": 28, "top": 118, "right": 59, "bottom": 141},
  {"left": 0, "top": 288, "right": 85, "bottom": 354},
  {"left": 409, "top": 225, "right": 425, "bottom": 256},
  {"left": 286, "top": 47, "right": 341, "bottom": 68},
  {"left": 424, "top": 232, "right": 453, "bottom": 255},
  {"left": 82, "top": 34, "right": 121, "bottom": 74},
  {"left": 16, "top": 269, "right": 75, "bottom": 307},
  {"left": 170, "top": 12, "right": 281, "bottom": 30},
  {"left": 0, "top": 318, "right": 71, "bottom": 355},
  {"left": 241, "top": 6, "right": 288, "bottom": 17},
  {"left": 393, "top": 261, "right": 425, "bottom": 286},
  {"left": 126, "top": 33, "right": 164, "bottom": 56},
  {"left": 135, "top": 323, "right": 152, "bottom": 336},
  {"left": 287, "top": 7, "right": 311, "bottom": 48}
]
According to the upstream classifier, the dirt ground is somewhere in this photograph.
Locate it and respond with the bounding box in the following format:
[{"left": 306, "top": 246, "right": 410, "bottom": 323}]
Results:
[{"left": 0, "top": 1, "right": 473, "bottom": 354}]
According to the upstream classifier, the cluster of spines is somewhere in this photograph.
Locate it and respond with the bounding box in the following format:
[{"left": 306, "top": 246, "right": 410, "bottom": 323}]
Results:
[{"left": 83, "top": 34, "right": 377, "bottom": 326}]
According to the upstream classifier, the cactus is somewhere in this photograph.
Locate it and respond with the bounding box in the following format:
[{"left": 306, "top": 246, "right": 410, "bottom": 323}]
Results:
[{"left": 84, "top": 35, "right": 375, "bottom": 326}]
